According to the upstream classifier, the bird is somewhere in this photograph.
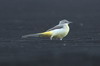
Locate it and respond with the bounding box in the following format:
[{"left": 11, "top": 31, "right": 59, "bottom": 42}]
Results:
[{"left": 22, "top": 19, "right": 72, "bottom": 40}]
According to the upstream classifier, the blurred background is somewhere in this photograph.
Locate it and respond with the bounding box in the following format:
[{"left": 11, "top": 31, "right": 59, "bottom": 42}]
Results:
[{"left": 0, "top": 0, "right": 100, "bottom": 66}]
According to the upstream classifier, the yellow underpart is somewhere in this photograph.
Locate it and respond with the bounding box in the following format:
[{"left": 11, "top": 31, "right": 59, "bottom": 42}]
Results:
[{"left": 40, "top": 31, "right": 53, "bottom": 37}]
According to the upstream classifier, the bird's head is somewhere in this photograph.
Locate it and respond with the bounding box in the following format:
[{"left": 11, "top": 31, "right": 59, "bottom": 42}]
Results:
[{"left": 59, "top": 19, "right": 72, "bottom": 25}]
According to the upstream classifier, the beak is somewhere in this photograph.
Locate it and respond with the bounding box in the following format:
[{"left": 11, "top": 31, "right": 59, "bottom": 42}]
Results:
[{"left": 68, "top": 21, "right": 72, "bottom": 24}]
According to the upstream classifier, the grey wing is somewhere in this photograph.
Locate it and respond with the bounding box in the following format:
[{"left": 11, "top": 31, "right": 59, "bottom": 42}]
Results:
[{"left": 46, "top": 25, "right": 63, "bottom": 31}]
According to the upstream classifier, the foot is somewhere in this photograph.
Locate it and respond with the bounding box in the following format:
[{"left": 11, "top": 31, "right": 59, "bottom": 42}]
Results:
[{"left": 60, "top": 38, "right": 63, "bottom": 40}]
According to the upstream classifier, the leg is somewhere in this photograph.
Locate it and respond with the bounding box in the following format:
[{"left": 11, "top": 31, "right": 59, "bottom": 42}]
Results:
[
  {"left": 59, "top": 36, "right": 63, "bottom": 40},
  {"left": 50, "top": 35, "right": 53, "bottom": 40}
]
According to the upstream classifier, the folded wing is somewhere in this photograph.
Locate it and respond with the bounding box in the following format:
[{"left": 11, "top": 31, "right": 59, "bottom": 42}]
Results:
[{"left": 46, "top": 24, "right": 63, "bottom": 31}]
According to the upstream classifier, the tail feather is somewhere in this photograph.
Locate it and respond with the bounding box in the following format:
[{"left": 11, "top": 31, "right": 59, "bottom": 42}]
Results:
[
  {"left": 22, "top": 31, "right": 52, "bottom": 38},
  {"left": 22, "top": 33, "right": 41, "bottom": 38}
]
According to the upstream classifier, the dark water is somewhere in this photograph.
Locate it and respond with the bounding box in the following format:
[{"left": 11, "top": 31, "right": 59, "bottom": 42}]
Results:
[{"left": 0, "top": 0, "right": 100, "bottom": 66}]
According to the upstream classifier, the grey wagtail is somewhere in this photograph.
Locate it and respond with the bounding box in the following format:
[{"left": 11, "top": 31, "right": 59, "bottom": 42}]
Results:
[{"left": 22, "top": 19, "right": 72, "bottom": 40}]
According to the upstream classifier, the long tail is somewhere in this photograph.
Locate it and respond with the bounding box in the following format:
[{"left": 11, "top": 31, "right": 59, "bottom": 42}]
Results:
[
  {"left": 22, "top": 33, "right": 42, "bottom": 38},
  {"left": 22, "top": 31, "right": 52, "bottom": 38}
]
